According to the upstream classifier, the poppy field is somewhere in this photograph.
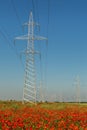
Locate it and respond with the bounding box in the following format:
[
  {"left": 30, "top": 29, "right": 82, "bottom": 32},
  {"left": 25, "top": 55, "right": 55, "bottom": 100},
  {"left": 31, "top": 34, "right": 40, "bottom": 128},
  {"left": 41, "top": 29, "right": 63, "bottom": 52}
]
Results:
[{"left": 0, "top": 101, "right": 87, "bottom": 130}]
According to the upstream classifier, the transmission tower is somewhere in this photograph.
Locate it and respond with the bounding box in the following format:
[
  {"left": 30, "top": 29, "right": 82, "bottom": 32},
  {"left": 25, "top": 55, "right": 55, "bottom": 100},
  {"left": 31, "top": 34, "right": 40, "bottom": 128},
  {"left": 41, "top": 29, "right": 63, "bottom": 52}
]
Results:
[
  {"left": 15, "top": 12, "right": 47, "bottom": 104},
  {"left": 76, "top": 75, "right": 80, "bottom": 103}
]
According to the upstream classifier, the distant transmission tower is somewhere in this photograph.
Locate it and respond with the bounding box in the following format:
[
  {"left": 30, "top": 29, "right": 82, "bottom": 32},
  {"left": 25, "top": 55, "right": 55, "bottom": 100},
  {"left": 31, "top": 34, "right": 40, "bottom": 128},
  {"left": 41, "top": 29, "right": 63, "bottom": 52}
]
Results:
[
  {"left": 15, "top": 12, "right": 47, "bottom": 104},
  {"left": 76, "top": 75, "right": 80, "bottom": 103}
]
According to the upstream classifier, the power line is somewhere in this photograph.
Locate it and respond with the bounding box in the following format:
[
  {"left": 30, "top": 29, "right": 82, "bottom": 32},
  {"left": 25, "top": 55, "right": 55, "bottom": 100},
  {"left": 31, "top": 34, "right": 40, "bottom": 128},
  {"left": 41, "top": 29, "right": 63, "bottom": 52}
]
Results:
[
  {"left": 46, "top": 0, "right": 50, "bottom": 39},
  {"left": 35, "top": 0, "right": 39, "bottom": 24},
  {"left": 31, "top": 0, "right": 46, "bottom": 101},
  {"left": 0, "top": 29, "right": 14, "bottom": 51},
  {"left": 13, "top": 42, "right": 25, "bottom": 70},
  {"left": 48, "top": 0, "right": 50, "bottom": 27},
  {"left": 43, "top": 0, "right": 50, "bottom": 100},
  {"left": 0, "top": 28, "right": 24, "bottom": 69},
  {"left": 11, "top": 0, "right": 22, "bottom": 27}
]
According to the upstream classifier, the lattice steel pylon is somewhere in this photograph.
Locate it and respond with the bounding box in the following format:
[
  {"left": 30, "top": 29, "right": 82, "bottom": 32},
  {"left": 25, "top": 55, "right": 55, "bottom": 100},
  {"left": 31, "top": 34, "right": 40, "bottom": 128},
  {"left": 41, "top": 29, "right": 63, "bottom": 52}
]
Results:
[
  {"left": 76, "top": 75, "right": 80, "bottom": 103},
  {"left": 15, "top": 12, "right": 47, "bottom": 104}
]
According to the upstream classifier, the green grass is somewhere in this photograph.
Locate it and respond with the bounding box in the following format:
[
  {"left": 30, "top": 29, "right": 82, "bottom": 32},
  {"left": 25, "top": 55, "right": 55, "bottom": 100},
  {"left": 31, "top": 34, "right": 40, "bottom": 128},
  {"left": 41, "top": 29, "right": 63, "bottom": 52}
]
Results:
[{"left": 0, "top": 101, "right": 87, "bottom": 110}]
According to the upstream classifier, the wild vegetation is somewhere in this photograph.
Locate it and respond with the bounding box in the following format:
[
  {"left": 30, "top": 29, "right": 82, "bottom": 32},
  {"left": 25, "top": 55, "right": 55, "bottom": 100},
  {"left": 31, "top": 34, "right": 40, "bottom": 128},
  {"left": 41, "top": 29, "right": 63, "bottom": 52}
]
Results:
[{"left": 0, "top": 101, "right": 87, "bottom": 129}]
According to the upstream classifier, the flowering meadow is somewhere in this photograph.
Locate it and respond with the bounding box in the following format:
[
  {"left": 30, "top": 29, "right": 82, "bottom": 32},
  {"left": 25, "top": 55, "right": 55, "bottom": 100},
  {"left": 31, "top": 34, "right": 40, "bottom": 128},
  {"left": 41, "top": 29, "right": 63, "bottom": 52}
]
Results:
[{"left": 0, "top": 101, "right": 87, "bottom": 129}]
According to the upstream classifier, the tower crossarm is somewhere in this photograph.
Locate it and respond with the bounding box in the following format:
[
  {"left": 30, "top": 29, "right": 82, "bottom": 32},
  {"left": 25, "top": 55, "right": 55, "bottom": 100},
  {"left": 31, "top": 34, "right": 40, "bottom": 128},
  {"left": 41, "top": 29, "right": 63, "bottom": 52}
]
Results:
[
  {"left": 33, "top": 35, "right": 47, "bottom": 41},
  {"left": 15, "top": 35, "right": 47, "bottom": 41},
  {"left": 23, "top": 22, "right": 40, "bottom": 27}
]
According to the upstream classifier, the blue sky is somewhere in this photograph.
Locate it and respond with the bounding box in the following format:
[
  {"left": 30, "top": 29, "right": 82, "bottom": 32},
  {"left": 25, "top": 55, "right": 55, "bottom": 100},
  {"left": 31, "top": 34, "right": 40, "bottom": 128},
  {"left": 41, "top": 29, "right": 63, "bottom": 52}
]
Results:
[{"left": 0, "top": 0, "right": 87, "bottom": 101}]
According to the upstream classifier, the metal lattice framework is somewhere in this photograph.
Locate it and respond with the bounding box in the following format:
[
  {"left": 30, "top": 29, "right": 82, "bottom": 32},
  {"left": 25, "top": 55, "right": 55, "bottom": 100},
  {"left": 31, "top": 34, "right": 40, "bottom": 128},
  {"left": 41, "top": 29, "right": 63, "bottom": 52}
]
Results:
[
  {"left": 76, "top": 75, "right": 80, "bottom": 103},
  {"left": 15, "top": 12, "right": 47, "bottom": 103}
]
